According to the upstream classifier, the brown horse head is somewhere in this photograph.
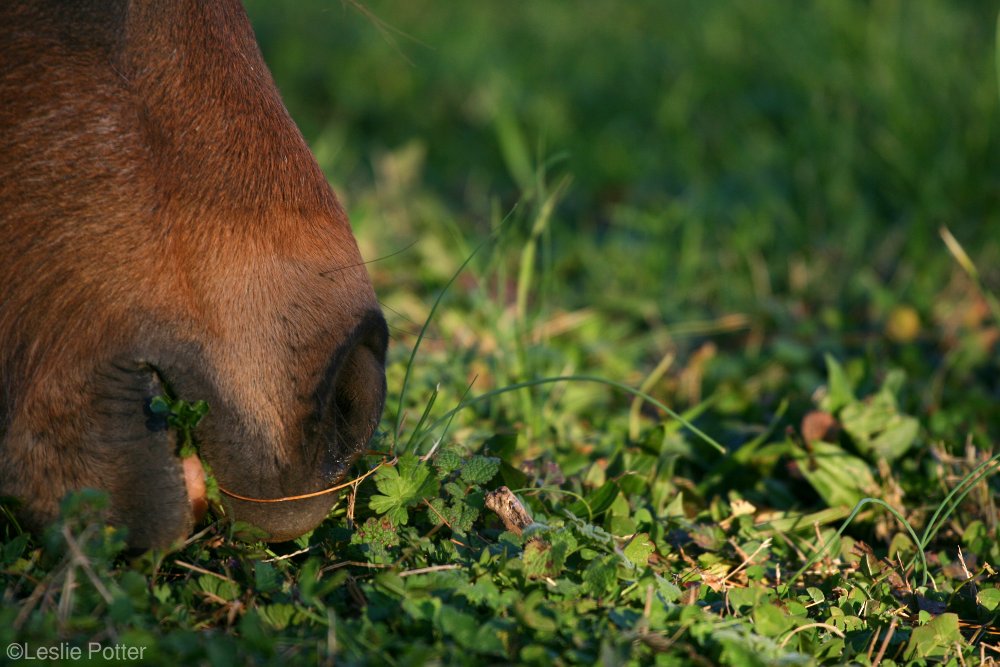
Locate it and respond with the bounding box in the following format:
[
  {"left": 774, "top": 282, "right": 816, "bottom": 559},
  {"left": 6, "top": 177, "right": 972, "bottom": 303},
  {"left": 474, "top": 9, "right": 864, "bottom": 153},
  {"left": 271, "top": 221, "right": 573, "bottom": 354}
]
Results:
[{"left": 0, "top": 0, "right": 387, "bottom": 548}]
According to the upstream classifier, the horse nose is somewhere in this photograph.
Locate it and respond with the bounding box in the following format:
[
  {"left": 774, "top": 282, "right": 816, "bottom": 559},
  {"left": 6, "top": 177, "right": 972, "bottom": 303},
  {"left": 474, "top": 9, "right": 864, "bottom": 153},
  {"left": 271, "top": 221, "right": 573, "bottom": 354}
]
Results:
[{"left": 219, "top": 308, "right": 388, "bottom": 541}]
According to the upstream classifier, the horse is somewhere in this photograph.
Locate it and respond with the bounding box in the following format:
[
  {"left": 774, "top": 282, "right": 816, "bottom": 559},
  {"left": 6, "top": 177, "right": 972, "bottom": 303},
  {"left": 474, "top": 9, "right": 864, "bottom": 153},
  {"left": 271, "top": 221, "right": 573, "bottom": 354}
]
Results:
[{"left": 0, "top": 0, "right": 387, "bottom": 548}]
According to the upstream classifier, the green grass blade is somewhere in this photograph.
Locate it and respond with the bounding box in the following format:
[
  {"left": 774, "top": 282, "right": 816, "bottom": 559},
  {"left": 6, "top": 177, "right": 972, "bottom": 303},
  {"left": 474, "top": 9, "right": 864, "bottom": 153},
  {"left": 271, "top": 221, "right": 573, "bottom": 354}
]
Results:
[
  {"left": 391, "top": 226, "right": 510, "bottom": 449},
  {"left": 420, "top": 374, "right": 728, "bottom": 455},
  {"left": 785, "top": 497, "right": 926, "bottom": 591}
]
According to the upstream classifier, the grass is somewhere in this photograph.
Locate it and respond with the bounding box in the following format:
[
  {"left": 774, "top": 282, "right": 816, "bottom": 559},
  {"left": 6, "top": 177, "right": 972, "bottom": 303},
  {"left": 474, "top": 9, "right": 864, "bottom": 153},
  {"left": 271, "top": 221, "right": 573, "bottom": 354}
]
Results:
[{"left": 4, "top": 1, "right": 1000, "bottom": 664}]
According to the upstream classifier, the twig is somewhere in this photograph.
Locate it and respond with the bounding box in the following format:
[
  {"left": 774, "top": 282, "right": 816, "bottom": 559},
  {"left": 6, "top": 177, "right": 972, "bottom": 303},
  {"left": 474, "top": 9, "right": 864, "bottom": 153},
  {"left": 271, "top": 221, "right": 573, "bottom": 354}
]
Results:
[
  {"left": 320, "top": 561, "right": 392, "bottom": 575},
  {"left": 420, "top": 438, "right": 443, "bottom": 462},
  {"left": 867, "top": 625, "right": 883, "bottom": 663},
  {"left": 263, "top": 546, "right": 313, "bottom": 563},
  {"left": 61, "top": 525, "right": 113, "bottom": 603},
  {"left": 181, "top": 523, "right": 220, "bottom": 548},
  {"left": 872, "top": 618, "right": 898, "bottom": 667},
  {"left": 399, "top": 564, "right": 462, "bottom": 578},
  {"left": 174, "top": 560, "right": 233, "bottom": 583},
  {"left": 722, "top": 538, "right": 772, "bottom": 585},
  {"left": 423, "top": 498, "right": 455, "bottom": 533}
]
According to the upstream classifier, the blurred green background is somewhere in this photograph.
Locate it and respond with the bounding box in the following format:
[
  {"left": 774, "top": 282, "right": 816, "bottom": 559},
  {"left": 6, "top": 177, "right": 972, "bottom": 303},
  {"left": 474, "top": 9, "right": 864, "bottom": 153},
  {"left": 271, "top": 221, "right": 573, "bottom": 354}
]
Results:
[
  {"left": 245, "top": 1, "right": 1000, "bottom": 308},
  {"left": 243, "top": 0, "right": 1000, "bottom": 440}
]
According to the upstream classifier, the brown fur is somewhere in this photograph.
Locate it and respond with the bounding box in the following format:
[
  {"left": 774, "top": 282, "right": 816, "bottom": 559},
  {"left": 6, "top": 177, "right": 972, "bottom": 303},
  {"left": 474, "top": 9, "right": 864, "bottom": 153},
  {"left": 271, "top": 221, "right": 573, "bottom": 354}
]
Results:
[{"left": 0, "top": 0, "right": 387, "bottom": 548}]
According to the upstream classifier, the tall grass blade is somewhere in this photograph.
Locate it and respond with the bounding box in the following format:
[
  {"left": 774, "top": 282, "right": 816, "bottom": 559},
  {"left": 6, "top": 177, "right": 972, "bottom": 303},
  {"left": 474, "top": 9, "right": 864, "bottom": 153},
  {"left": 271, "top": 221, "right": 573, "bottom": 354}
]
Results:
[
  {"left": 392, "top": 227, "right": 508, "bottom": 448},
  {"left": 785, "top": 498, "right": 926, "bottom": 590},
  {"left": 420, "top": 374, "right": 728, "bottom": 455}
]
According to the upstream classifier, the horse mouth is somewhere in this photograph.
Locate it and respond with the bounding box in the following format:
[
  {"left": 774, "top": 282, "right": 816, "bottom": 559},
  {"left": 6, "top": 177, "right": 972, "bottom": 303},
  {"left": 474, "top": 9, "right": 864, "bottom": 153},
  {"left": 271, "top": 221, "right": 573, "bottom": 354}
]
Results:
[{"left": 160, "top": 309, "right": 389, "bottom": 543}]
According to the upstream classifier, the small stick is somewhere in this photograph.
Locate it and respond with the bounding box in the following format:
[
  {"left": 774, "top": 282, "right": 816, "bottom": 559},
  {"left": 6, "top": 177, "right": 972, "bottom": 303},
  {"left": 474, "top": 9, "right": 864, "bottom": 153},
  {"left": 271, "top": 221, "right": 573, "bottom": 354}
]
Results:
[
  {"left": 399, "top": 564, "right": 462, "bottom": 578},
  {"left": 173, "top": 560, "right": 232, "bottom": 583},
  {"left": 872, "top": 618, "right": 898, "bottom": 667},
  {"left": 485, "top": 486, "right": 533, "bottom": 535}
]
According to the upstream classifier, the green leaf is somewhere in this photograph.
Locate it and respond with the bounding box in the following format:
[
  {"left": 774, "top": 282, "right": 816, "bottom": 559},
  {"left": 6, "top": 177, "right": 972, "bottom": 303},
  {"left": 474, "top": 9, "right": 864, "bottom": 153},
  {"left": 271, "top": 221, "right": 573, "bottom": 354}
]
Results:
[
  {"left": 904, "top": 613, "right": 963, "bottom": 660},
  {"left": 374, "top": 571, "right": 407, "bottom": 598},
  {"left": 664, "top": 491, "right": 686, "bottom": 518},
  {"left": 622, "top": 533, "right": 654, "bottom": 568},
  {"left": 583, "top": 555, "right": 618, "bottom": 597},
  {"left": 198, "top": 574, "right": 239, "bottom": 601},
  {"left": 435, "top": 604, "right": 483, "bottom": 650},
  {"left": 258, "top": 603, "right": 296, "bottom": 631},
  {"left": 568, "top": 481, "right": 620, "bottom": 518},
  {"left": 484, "top": 432, "right": 518, "bottom": 459},
  {"left": 549, "top": 530, "right": 579, "bottom": 573},
  {"left": 254, "top": 561, "right": 280, "bottom": 594},
  {"left": 461, "top": 577, "right": 501, "bottom": 607},
  {"left": 515, "top": 590, "right": 559, "bottom": 634},
  {"left": 369, "top": 454, "right": 439, "bottom": 525},
  {"left": 655, "top": 574, "right": 682, "bottom": 603},
  {"left": 350, "top": 516, "right": 400, "bottom": 558},
  {"left": 752, "top": 603, "right": 794, "bottom": 637},
  {"left": 428, "top": 496, "right": 480, "bottom": 533},
  {"left": 820, "top": 354, "right": 855, "bottom": 413},
  {"left": 148, "top": 395, "right": 171, "bottom": 416},
  {"left": 978, "top": 587, "right": 1000, "bottom": 612},
  {"left": 792, "top": 441, "right": 877, "bottom": 508},
  {"left": 499, "top": 460, "right": 529, "bottom": 489},
  {"left": 840, "top": 389, "right": 918, "bottom": 462},
  {"left": 460, "top": 455, "right": 500, "bottom": 485},
  {"left": 523, "top": 539, "right": 553, "bottom": 579},
  {"left": 433, "top": 448, "right": 463, "bottom": 478}
]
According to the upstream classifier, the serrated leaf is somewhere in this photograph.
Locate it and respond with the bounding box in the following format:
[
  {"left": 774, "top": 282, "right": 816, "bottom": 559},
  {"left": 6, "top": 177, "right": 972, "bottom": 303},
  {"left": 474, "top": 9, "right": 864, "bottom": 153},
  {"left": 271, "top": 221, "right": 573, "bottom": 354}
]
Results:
[
  {"left": 523, "top": 539, "right": 553, "bottom": 579},
  {"left": 351, "top": 516, "right": 400, "bottom": 556},
  {"left": 462, "top": 577, "right": 501, "bottom": 607},
  {"left": 198, "top": 574, "right": 239, "bottom": 601},
  {"left": 434, "top": 448, "right": 463, "bottom": 478},
  {"left": 443, "top": 481, "right": 465, "bottom": 498},
  {"left": 549, "top": 530, "right": 578, "bottom": 573},
  {"left": 460, "top": 455, "right": 500, "bottom": 484},
  {"left": 583, "top": 555, "right": 618, "bottom": 597},
  {"left": 428, "top": 496, "right": 480, "bottom": 533},
  {"left": 369, "top": 454, "right": 439, "bottom": 525},
  {"left": 655, "top": 574, "right": 682, "bottom": 603},
  {"left": 837, "top": 369, "right": 918, "bottom": 462}
]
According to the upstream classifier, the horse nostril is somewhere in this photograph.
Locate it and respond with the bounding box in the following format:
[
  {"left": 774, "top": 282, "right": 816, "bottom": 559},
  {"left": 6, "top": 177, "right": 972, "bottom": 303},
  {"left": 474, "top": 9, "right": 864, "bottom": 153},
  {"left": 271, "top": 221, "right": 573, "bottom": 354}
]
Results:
[
  {"left": 215, "top": 310, "right": 388, "bottom": 543},
  {"left": 316, "top": 310, "right": 388, "bottom": 472}
]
